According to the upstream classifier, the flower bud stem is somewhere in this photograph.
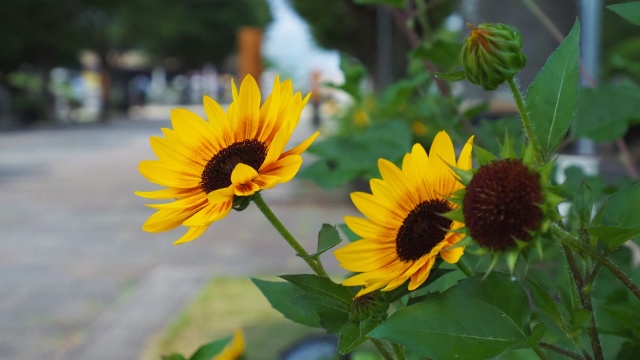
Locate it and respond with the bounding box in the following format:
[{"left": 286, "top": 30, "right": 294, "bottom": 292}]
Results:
[
  {"left": 552, "top": 224, "right": 640, "bottom": 301},
  {"left": 507, "top": 77, "right": 543, "bottom": 165},
  {"left": 252, "top": 193, "right": 328, "bottom": 277}
]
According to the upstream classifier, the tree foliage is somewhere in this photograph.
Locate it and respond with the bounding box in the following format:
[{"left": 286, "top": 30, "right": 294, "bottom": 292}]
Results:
[{"left": 0, "top": 0, "right": 272, "bottom": 74}]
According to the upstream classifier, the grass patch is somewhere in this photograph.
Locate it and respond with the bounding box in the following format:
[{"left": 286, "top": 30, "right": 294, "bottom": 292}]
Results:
[{"left": 140, "top": 277, "right": 323, "bottom": 360}]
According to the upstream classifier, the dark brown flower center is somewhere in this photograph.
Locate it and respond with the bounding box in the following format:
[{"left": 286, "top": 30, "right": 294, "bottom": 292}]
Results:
[
  {"left": 200, "top": 139, "right": 267, "bottom": 193},
  {"left": 463, "top": 159, "right": 543, "bottom": 251},
  {"left": 396, "top": 199, "right": 453, "bottom": 262}
]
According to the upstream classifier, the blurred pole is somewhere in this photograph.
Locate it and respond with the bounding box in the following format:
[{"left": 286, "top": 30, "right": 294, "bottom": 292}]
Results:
[
  {"left": 575, "top": 0, "right": 602, "bottom": 155},
  {"left": 238, "top": 27, "right": 263, "bottom": 83},
  {"left": 310, "top": 70, "right": 322, "bottom": 128},
  {"left": 377, "top": 5, "right": 393, "bottom": 90}
]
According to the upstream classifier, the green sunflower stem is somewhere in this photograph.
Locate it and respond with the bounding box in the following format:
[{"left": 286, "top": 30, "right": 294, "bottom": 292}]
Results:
[
  {"left": 507, "top": 77, "right": 543, "bottom": 165},
  {"left": 370, "top": 339, "right": 394, "bottom": 360},
  {"left": 252, "top": 193, "right": 329, "bottom": 277},
  {"left": 456, "top": 258, "right": 475, "bottom": 277},
  {"left": 539, "top": 342, "right": 583, "bottom": 360},
  {"left": 552, "top": 224, "right": 640, "bottom": 301}
]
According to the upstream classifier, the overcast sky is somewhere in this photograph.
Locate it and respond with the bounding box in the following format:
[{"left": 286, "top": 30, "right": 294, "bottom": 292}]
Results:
[{"left": 262, "top": 0, "right": 342, "bottom": 90}]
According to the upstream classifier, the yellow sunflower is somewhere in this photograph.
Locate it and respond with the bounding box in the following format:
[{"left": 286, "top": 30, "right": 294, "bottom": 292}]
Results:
[
  {"left": 334, "top": 131, "right": 473, "bottom": 297},
  {"left": 214, "top": 329, "right": 245, "bottom": 360},
  {"left": 136, "top": 75, "right": 318, "bottom": 244}
]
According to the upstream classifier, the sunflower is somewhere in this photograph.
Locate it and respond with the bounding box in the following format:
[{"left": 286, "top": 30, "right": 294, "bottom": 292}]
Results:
[
  {"left": 334, "top": 131, "right": 473, "bottom": 297},
  {"left": 136, "top": 75, "right": 318, "bottom": 244}
]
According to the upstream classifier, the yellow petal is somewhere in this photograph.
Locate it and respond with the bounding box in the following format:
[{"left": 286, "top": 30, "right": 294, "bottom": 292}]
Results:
[
  {"left": 256, "top": 76, "right": 282, "bottom": 141},
  {"left": 170, "top": 109, "right": 218, "bottom": 152},
  {"left": 230, "top": 163, "right": 259, "bottom": 185},
  {"left": 183, "top": 200, "right": 232, "bottom": 227},
  {"left": 354, "top": 282, "right": 387, "bottom": 298},
  {"left": 142, "top": 207, "right": 200, "bottom": 232},
  {"left": 203, "top": 95, "right": 233, "bottom": 145},
  {"left": 378, "top": 159, "right": 421, "bottom": 205},
  {"left": 440, "top": 245, "right": 464, "bottom": 264},
  {"left": 457, "top": 135, "right": 474, "bottom": 170},
  {"left": 235, "top": 75, "right": 261, "bottom": 139},
  {"left": 252, "top": 174, "right": 280, "bottom": 189},
  {"left": 408, "top": 257, "right": 434, "bottom": 290},
  {"left": 174, "top": 225, "right": 210, "bottom": 244},
  {"left": 351, "top": 192, "right": 403, "bottom": 227},
  {"left": 139, "top": 160, "right": 200, "bottom": 188},
  {"left": 427, "top": 131, "right": 459, "bottom": 198},
  {"left": 261, "top": 126, "right": 291, "bottom": 167},
  {"left": 208, "top": 186, "right": 235, "bottom": 204},
  {"left": 280, "top": 131, "right": 319, "bottom": 158},
  {"left": 259, "top": 155, "right": 302, "bottom": 184},
  {"left": 135, "top": 187, "right": 202, "bottom": 200},
  {"left": 344, "top": 216, "right": 397, "bottom": 241}
]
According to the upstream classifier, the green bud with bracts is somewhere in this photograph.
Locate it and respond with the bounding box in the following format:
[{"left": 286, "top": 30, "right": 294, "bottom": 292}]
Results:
[{"left": 461, "top": 23, "right": 527, "bottom": 90}]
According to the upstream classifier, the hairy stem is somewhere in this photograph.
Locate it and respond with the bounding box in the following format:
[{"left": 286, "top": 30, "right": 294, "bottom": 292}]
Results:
[
  {"left": 552, "top": 225, "right": 640, "bottom": 301},
  {"left": 507, "top": 77, "right": 543, "bottom": 165},
  {"left": 539, "top": 342, "right": 584, "bottom": 360},
  {"left": 252, "top": 193, "right": 328, "bottom": 277},
  {"left": 561, "top": 244, "right": 600, "bottom": 359}
]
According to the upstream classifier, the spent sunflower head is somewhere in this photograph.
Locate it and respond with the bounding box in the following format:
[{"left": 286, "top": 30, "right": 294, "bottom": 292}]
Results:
[
  {"left": 334, "top": 131, "right": 474, "bottom": 297},
  {"left": 136, "top": 75, "right": 318, "bottom": 244},
  {"left": 463, "top": 158, "right": 543, "bottom": 251},
  {"left": 459, "top": 141, "right": 562, "bottom": 272}
]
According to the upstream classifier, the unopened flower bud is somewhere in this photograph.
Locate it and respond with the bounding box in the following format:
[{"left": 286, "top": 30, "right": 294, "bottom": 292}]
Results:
[
  {"left": 349, "top": 292, "right": 388, "bottom": 322},
  {"left": 461, "top": 23, "right": 527, "bottom": 90}
]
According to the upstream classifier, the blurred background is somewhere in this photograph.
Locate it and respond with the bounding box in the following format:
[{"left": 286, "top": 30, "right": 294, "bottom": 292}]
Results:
[{"left": 1, "top": 0, "right": 639, "bottom": 359}]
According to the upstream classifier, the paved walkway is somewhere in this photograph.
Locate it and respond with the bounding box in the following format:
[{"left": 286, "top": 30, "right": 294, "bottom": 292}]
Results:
[{"left": 0, "top": 110, "right": 356, "bottom": 360}]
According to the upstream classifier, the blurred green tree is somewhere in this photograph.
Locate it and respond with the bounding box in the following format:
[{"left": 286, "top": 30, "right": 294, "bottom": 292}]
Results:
[{"left": 0, "top": 0, "right": 272, "bottom": 122}]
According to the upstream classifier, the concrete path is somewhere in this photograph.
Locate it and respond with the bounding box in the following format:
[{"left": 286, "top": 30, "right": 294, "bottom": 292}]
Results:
[{"left": 0, "top": 110, "right": 356, "bottom": 360}]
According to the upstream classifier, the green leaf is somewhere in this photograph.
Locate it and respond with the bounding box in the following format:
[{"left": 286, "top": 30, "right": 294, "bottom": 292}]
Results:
[
  {"left": 608, "top": 1, "right": 640, "bottom": 26},
  {"left": 189, "top": 336, "right": 232, "bottom": 360},
  {"left": 588, "top": 226, "right": 640, "bottom": 251},
  {"left": 280, "top": 274, "right": 354, "bottom": 305},
  {"left": 589, "top": 183, "right": 640, "bottom": 250},
  {"left": 370, "top": 273, "right": 532, "bottom": 360},
  {"left": 337, "top": 318, "right": 382, "bottom": 354},
  {"left": 300, "top": 120, "right": 412, "bottom": 188},
  {"left": 411, "top": 39, "right": 462, "bottom": 70},
  {"left": 305, "top": 224, "right": 342, "bottom": 259},
  {"left": 338, "top": 224, "right": 360, "bottom": 242},
  {"left": 354, "top": 0, "right": 406, "bottom": 7},
  {"left": 526, "top": 20, "right": 580, "bottom": 159},
  {"left": 527, "top": 280, "right": 564, "bottom": 325},
  {"left": 571, "top": 81, "right": 640, "bottom": 142},
  {"left": 251, "top": 278, "right": 321, "bottom": 327},
  {"left": 574, "top": 181, "right": 594, "bottom": 229},
  {"left": 570, "top": 309, "right": 592, "bottom": 329},
  {"left": 433, "top": 70, "right": 466, "bottom": 82}
]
